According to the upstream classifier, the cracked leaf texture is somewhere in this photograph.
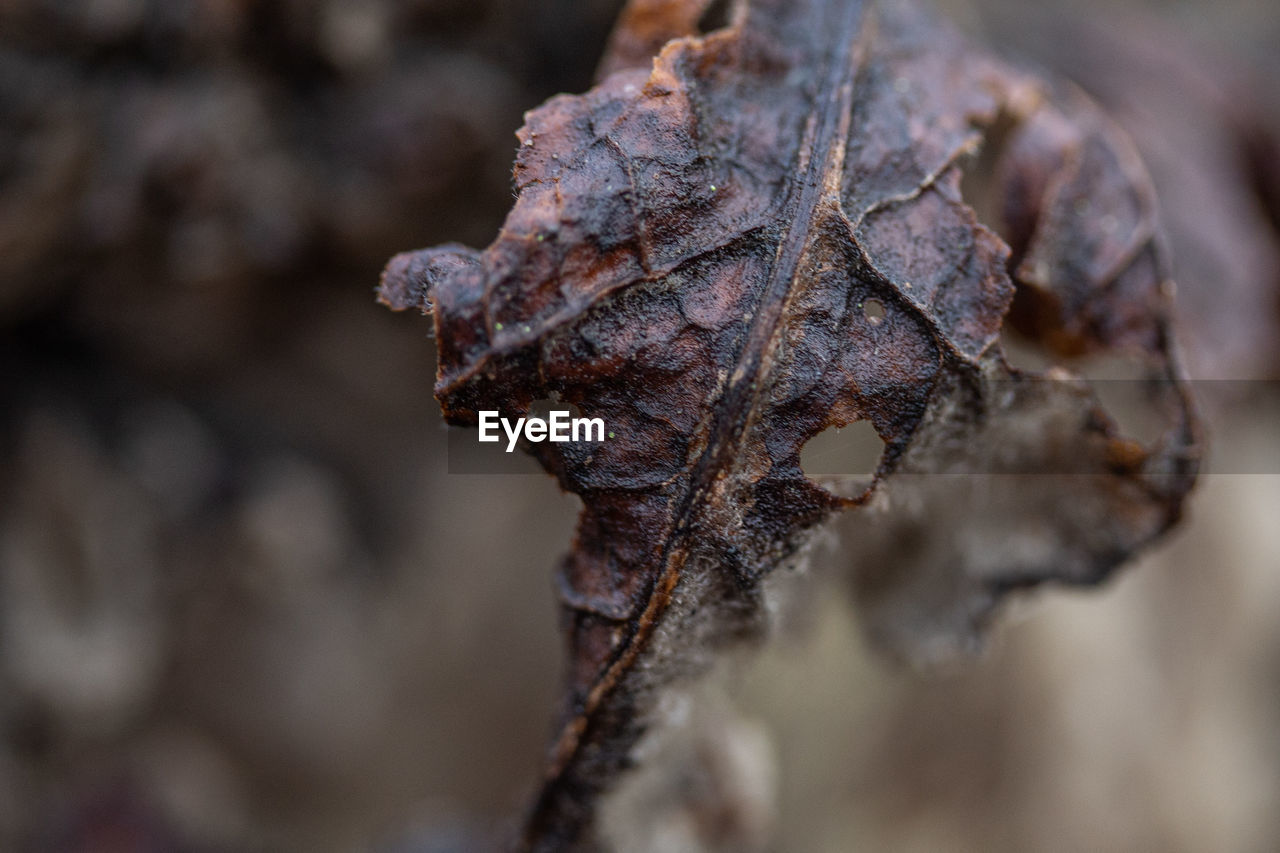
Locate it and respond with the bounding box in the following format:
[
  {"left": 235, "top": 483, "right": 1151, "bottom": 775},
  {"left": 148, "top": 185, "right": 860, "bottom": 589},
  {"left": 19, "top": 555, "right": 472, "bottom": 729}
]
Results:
[{"left": 380, "top": 0, "right": 1199, "bottom": 847}]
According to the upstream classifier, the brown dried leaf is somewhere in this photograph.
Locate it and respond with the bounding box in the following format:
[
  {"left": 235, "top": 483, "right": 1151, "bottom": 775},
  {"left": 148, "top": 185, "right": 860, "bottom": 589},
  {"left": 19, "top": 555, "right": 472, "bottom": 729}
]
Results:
[{"left": 380, "top": 0, "right": 1199, "bottom": 847}]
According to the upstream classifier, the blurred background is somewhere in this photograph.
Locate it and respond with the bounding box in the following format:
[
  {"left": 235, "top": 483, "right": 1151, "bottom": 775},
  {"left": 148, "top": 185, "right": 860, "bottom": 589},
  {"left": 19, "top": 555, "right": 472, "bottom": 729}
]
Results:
[{"left": 0, "top": 0, "right": 1277, "bottom": 850}]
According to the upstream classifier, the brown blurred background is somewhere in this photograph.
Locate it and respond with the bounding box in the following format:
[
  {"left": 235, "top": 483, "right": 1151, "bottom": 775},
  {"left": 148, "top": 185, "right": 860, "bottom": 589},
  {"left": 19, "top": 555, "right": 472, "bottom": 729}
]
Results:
[{"left": 1, "top": 1, "right": 1277, "bottom": 851}]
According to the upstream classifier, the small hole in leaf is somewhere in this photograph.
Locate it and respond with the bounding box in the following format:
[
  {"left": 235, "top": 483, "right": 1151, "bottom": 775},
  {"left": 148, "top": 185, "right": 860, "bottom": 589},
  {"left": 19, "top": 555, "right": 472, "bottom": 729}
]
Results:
[
  {"left": 863, "top": 298, "right": 886, "bottom": 324},
  {"left": 697, "top": 0, "right": 734, "bottom": 34},
  {"left": 800, "top": 419, "right": 884, "bottom": 487}
]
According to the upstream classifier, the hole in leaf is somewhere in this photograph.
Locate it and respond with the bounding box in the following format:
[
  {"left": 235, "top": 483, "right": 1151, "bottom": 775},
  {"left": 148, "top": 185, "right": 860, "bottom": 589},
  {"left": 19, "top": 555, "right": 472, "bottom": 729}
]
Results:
[
  {"left": 1073, "top": 352, "right": 1170, "bottom": 446},
  {"left": 529, "top": 396, "right": 584, "bottom": 421},
  {"left": 999, "top": 323, "right": 1055, "bottom": 373},
  {"left": 958, "top": 108, "right": 1020, "bottom": 246},
  {"left": 862, "top": 298, "right": 886, "bottom": 324},
  {"left": 999, "top": 338, "right": 1172, "bottom": 447},
  {"left": 800, "top": 419, "right": 884, "bottom": 483},
  {"left": 697, "top": 0, "right": 734, "bottom": 34}
]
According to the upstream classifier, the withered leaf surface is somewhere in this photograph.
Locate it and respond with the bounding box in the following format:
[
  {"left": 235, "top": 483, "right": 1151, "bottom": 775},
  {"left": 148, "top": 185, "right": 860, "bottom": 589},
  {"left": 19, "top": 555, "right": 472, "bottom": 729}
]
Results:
[{"left": 380, "top": 0, "right": 1199, "bottom": 848}]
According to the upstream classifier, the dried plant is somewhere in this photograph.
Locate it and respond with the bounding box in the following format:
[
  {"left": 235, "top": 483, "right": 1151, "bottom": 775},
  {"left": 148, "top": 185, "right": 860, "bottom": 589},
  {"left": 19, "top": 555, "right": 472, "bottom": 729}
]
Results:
[{"left": 380, "top": 0, "right": 1200, "bottom": 847}]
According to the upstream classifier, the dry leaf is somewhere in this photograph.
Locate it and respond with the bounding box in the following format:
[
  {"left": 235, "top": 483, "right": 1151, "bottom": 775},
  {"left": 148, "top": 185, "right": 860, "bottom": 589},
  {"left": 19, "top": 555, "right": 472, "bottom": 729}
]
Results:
[{"left": 380, "top": 0, "right": 1199, "bottom": 847}]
